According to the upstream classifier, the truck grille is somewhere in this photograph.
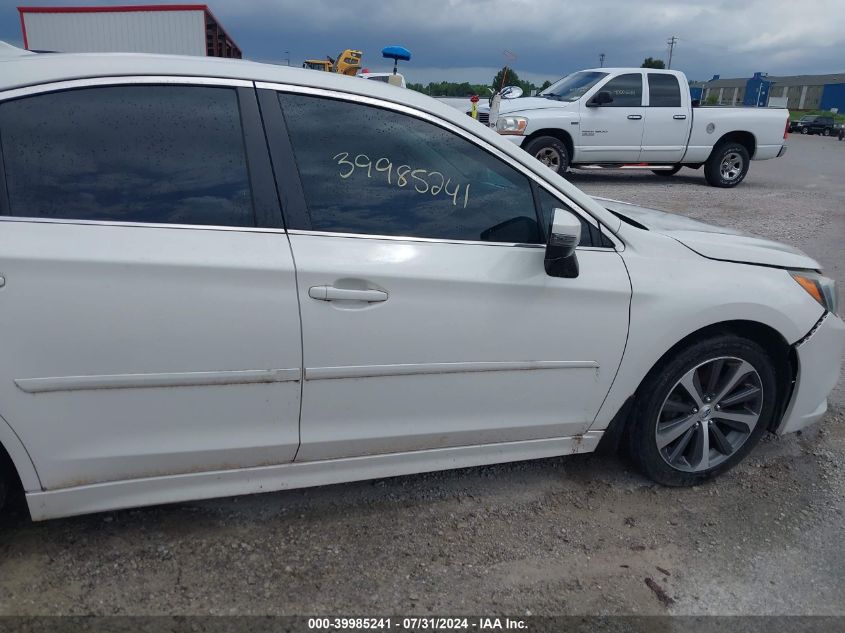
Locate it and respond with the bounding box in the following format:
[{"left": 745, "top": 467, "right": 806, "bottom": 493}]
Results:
[{"left": 467, "top": 111, "right": 490, "bottom": 126}]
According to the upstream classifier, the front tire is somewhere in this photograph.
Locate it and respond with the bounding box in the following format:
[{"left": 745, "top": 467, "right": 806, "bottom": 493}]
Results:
[
  {"left": 822, "top": 128, "right": 831, "bottom": 137},
  {"left": 800, "top": 127, "right": 809, "bottom": 135},
  {"left": 704, "top": 142, "right": 750, "bottom": 188},
  {"left": 627, "top": 335, "right": 777, "bottom": 486},
  {"left": 522, "top": 136, "right": 570, "bottom": 175}
]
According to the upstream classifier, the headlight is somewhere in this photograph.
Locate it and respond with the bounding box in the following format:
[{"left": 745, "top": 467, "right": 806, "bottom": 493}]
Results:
[
  {"left": 496, "top": 116, "right": 528, "bottom": 135},
  {"left": 791, "top": 271, "right": 839, "bottom": 314}
]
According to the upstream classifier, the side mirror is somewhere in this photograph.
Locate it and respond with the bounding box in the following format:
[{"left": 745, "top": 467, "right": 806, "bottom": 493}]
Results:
[
  {"left": 544, "top": 208, "right": 581, "bottom": 278},
  {"left": 500, "top": 85, "right": 523, "bottom": 99},
  {"left": 587, "top": 90, "right": 613, "bottom": 107}
]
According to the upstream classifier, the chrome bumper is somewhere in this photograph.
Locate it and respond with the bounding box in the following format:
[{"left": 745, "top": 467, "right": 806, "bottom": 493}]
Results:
[{"left": 777, "top": 312, "right": 845, "bottom": 434}]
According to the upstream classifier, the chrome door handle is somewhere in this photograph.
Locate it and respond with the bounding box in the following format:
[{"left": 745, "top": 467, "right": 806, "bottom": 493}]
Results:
[
  {"left": 673, "top": 114, "right": 687, "bottom": 120},
  {"left": 309, "top": 286, "right": 388, "bottom": 302},
  {"left": 627, "top": 114, "right": 642, "bottom": 120}
]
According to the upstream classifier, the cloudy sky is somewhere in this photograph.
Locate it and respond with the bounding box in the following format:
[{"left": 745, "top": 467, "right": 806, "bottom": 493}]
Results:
[{"left": 2, "top": 0, "right": 844, "bottom": 84}]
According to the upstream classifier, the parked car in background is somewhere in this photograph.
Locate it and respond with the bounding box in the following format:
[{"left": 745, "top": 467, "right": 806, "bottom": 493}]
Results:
[
  {"left": 0, "top": 43, "right": 842, "bottom": 521},
  {"left": 790, "top": 114, "right": 837, "bottom": 136},
  {"left": 470, "top": 68, "right": 789, "bottom": 187}
]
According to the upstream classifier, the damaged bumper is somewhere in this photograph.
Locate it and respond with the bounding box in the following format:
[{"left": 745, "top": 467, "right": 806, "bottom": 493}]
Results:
[{"left": 777, "top": 312, "right": 845, "bottom": 434}]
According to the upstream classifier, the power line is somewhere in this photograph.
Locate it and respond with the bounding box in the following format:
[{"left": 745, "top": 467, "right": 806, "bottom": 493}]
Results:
[{"left": 667, "top": 36, "right": 678, "bottom": 69}]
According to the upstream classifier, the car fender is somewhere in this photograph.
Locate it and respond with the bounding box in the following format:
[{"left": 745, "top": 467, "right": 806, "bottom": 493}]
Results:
[{"left": 591, "top": 229, "right": 824, "bottom": 431}]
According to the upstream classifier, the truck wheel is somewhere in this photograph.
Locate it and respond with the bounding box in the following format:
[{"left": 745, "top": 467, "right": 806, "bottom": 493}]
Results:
[
  {"left": 704, "top": 142, "right": 749, "bottom": 188},
  {"left": 652, "top": 166, "right": 682, "bottom": 177},
  {"left": 522, "top": 136, "right": 570, "bottom": 175}
]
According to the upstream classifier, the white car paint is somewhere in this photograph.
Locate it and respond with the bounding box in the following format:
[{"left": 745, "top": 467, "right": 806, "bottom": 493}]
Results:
[
  {"left": 0, "top": 44, "right": 842, "bottom": 520},
  {"left": 479, "top": 69, "right": 789, "bottom": 167}
]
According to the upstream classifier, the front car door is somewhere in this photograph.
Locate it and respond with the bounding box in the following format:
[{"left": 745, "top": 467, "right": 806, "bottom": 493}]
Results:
[
  {"left": 576, "top": 72, "right": 645, "bottom": 163},
  {"left": 259, "top": 85, "right": 631, "bottom": 462},
  {"left": 0, "top": 79, "right": 302, "bottom": 490},
  {"left": 641, "top": 73, "right": 692, "bottom": 164}
]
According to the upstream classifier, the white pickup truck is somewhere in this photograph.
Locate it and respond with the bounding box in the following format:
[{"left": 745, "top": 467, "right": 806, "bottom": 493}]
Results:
[{"left": 485, "top": 68, "right": 790, "bottom": 187}]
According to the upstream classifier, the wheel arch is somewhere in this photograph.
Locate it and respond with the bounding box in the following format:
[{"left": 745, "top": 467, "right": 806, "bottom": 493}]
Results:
[
  {"left": 0, "top": 413, "right": 41, "bottom": 493},
  {"left": 522, "top": 128, "right": 575, "bottom": 161},
  {"left": 596, "top": 319, "right": 795, "bottom": 455},
  {"left": 714, "top": 130, "right": 757, "bottom": 158}
]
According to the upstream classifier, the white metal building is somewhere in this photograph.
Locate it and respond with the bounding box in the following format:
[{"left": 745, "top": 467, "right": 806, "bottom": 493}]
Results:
[{"left": 18, "top": 4, "right": 241, "bottom": 58}]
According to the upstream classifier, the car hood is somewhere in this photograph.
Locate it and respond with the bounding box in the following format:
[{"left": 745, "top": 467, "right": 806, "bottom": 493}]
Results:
[
  {"left": 498, "top": 96, "right": 574, "bottom": 114},
  {"left": 598, "top": 198, "right": 820, "bottom": 270}
]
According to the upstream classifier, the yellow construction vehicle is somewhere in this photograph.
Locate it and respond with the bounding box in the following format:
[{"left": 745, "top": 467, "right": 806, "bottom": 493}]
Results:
[{"left": 302, "top": 49, "right": 362, "bottom": 76}]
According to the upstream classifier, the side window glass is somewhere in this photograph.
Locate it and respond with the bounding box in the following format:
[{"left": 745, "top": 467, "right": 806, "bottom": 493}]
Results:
[
  {"left": 0, "top": 85, "right": 254, "bottom": 227},
  {"left": 600, "top": 74, "right": 643, "bottom": 107},
  {"left": 278, "top": 93, "right": 541, "bottom": 244},
  {"left": 536, "top": 189, "right": 593, "bottom": 247},
  {"left": 648, "top": 74, "right": 682, "bottom": 107}
]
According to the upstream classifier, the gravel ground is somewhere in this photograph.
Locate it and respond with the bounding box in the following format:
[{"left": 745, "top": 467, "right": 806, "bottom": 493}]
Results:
[{"left": 0, "top": 134, "right": 843, "bottom": 617}]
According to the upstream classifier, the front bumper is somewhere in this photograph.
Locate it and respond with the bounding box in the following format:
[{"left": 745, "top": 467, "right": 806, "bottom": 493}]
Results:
[{"left": 777, "top": 312, "right": 845, "bottom": 434}]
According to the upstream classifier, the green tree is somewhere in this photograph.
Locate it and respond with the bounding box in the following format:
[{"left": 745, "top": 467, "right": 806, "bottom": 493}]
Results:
[
  {"left": 539, "top": 80, "right": 553, "bottom": 91},
  {"left": 641, "top": 57, "right": 666, "bottom": 69}
]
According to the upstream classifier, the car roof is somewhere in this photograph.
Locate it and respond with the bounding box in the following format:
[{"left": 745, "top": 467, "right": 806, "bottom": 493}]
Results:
[{"left": 0, "top": 47, "right": 622, "bottom": 234}]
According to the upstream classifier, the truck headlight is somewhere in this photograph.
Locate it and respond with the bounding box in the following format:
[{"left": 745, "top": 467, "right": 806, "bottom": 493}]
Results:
[
  {"left": 496, "top": 116, "right": 528, "bottom": 135},
  {"left": 791, "top": 271, "right": 839, "bottom": 315}
]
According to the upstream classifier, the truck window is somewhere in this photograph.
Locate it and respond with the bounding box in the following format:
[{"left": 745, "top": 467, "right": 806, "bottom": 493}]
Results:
[
  {"left": 540, "top": 71, "right": 608, "bottom": 102},
  {"left": 648, "top": 73, "right": 682, "bottom": 107},
  {"left": 599, "top": 74, "right": 643, "bottom": 107}
]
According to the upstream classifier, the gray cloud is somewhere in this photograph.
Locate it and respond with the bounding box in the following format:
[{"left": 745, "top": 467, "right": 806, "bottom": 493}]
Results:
[{"left": 2, "top": 0, "right": 843, "bottom": 83}]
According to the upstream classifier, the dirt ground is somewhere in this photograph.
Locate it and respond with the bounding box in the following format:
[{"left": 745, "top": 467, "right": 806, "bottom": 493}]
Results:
[{"left": 0, "top": 134, "right": 843, "bottom": 617}]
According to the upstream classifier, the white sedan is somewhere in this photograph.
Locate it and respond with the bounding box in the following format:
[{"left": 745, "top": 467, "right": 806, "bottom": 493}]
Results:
[{"left": 0, "top": 43, "right": 843, "bottom": 521}]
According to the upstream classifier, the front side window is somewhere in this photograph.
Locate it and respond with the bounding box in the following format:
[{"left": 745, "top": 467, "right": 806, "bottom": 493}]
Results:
[
  {"left": 279, "top": 93, "right": 540, "bottom": 244},
  {"left": 599, "top": 74, "right": 643, "bottom": 107},
  {"left": 0, "top": 85, "right": 254, "bottom": 227},
  {"left": 648, "top": 73, "right": 682, "bottom": 107}
]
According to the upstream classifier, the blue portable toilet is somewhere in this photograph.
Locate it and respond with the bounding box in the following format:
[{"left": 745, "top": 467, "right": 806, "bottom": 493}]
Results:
[{"left": 744, "top": 72, "right": 772, "bottom": 107}]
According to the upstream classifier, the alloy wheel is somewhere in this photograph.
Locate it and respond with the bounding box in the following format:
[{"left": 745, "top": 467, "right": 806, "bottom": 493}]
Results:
[
  {"left": 719, "top": 152, "right": 744, "bottom": 181},
  {"left": 655, "top": 357, "right": 763, "bottom": 472},
  {"left": 535, "top": 147, "right": 562, "bottom": 171}
]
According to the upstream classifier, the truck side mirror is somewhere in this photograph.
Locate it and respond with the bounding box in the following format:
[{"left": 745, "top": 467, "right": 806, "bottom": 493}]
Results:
[
  {"left": 544, "top": 208, "right": 581, "bottom": 278},
  {"left": 587, "top": 91, "right": 613, "bottom": 107}
]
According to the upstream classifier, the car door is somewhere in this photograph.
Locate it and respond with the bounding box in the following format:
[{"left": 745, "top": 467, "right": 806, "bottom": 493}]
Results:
[
  {"left": 259, "top": 86, "right": 631, "bottom": 462},
  {"left": 641, "top": 73, "right": 692, "bottom": 164},
  {"left": 576, "top": 72, "right": 645, "bottom": 163},
  {"left": 0, "top": 79, "right": 302, "bottom": 490}
]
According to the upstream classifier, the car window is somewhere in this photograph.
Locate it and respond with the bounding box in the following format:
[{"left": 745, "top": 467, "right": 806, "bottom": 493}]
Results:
[
  {"left": 278, "top": 93, "right": 541, "bottom": 244},
  {"left": 648, "top": 73, "right": 682, "bottom": 107},
  {"left": 0, "top": 85, "right": 254, "bottom": 227},
  {"left": 599, "top": 74, "right": 643, "bottom": 107}
]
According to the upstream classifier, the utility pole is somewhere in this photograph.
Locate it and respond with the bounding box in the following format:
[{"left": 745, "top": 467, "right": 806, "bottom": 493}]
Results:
[
  {"left": 667, "top": 36, "right": 678, "bottom": 69},
  {"left": 599, "top": 52, "right": 605, "bottom": 68}
]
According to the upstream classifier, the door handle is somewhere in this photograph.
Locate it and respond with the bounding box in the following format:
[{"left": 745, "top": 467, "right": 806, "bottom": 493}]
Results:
[
  {"left": 673, "top": 114, "right": 687, "bottom": 120},
  {"left": 309, "top": 286, "right": 388, "bottom": 303},
  {"left": 627, "top": 114, "right": 642, "bottom": 120}
]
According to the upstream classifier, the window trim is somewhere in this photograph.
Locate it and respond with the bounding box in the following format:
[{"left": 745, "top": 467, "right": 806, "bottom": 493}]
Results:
[
  {"left": 258, "top": 81, "right": 620, "bottom": 251},
  {"left": 0, "top": 75, "right": 275, "bottom": 230}
]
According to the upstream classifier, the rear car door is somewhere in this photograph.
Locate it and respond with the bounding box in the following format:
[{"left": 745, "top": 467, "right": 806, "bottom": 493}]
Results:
[
  {"left": 641, "top": 73, "right": 692, "bottom": 164},
  {"left": 577, "top": 72, "right": 645, "bottom": 163},
  {"left": 0, "top": 79, "right": 302, "bottom": 490},
  {"left": 260, "top": 85, "right": 631, "bottom": 461}
]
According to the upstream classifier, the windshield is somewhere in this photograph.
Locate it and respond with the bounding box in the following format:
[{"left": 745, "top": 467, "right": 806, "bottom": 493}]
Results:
[
  {"left": 800, "top": 116, "right": 819, "bottom": 122},
  {"left": 540, "top": 71, "right": 608, "bottom": 102}
]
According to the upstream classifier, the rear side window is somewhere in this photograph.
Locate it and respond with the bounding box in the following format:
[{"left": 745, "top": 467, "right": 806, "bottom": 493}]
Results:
[
  {"left": 599, "top": 74, "right": 643, "bottom": 107},
  {"left": 0, "top": 85, "right": 254, "bottom": 227},
  {"left": 648, "top": 73, "right": 682, "bottom": 107},
  {"left": 278, "top": 93, "right": 540, "bottom": 244}
]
